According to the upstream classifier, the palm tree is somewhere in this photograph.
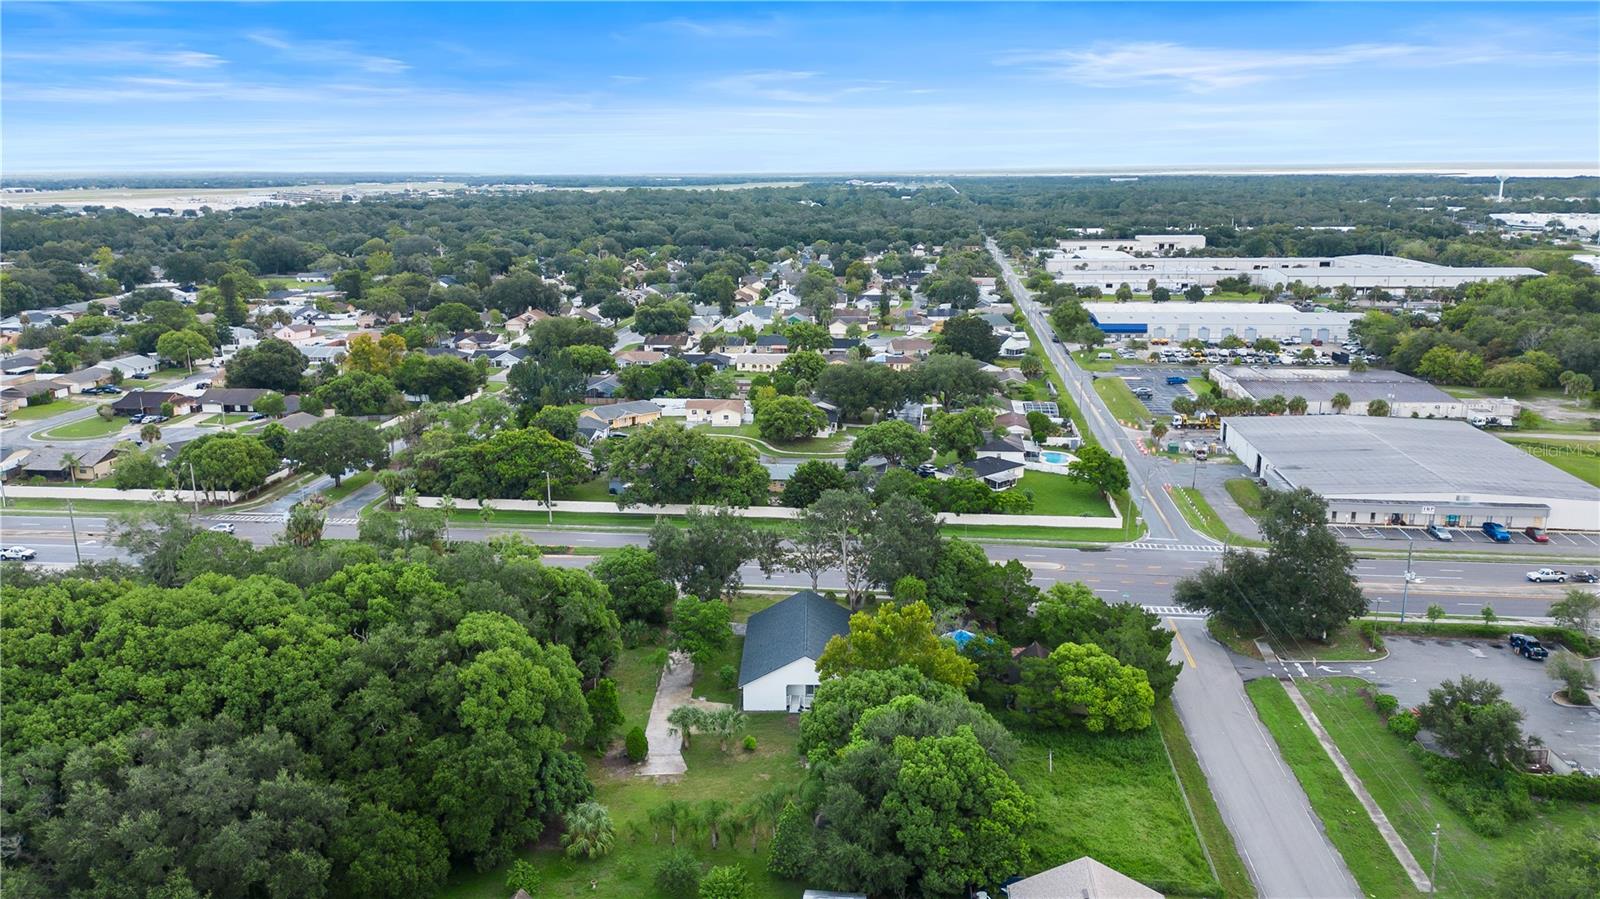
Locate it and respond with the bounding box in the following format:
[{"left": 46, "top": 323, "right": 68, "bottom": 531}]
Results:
[
  {"left": 60, "top": 452, "right": 83, "bottom": 486},
  {"left": 140, "top": 423, "right": 162, "bottom": 444},
  {"left": 1287, "top": 395, "right": 1308, "bottom": 415},
  {"left": 706, "top": 707, "right": 746, "bottom": 752},
  {"left": 647, "top": 804, "right": 674, "bottom": 844},
  {"left": 698, "top": 800, "right": 730, "bottom": 850},
  {"left": 667, "top": 706, "right": 706, "bottom": 749},
  {"left": 1331, "top": 392, "right": 1352, "bottom": 414},
  {"left": 560, "top": 801, "right": 616, "bottom": 860}
]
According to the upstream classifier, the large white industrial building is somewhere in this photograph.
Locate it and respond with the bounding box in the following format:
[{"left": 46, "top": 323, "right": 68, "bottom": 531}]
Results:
[
  {"left": 1209, "top": 366, "right": 1522, "bottom": 420},
  {"left": 1055, "top": 234, "right": 1208, "bottom": 256},
  {"left": 1085, "top": 302, "right": 1360, "bottom": 343},
  {"left": 1047, "top": 250, "right": 1541, "bottom": 293},
  {"left": 1221, "top": 416, "right": 1600, "bottom": 531}
]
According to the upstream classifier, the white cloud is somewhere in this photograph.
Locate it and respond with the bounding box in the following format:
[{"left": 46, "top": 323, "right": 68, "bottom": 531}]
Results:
[
  {"left": 1000, "top": 41, "right": 1425, "bottom": 91},
  {"left": 247, "top": 31, "right": 409, "bottom": 75},
  {"left": 8, "top": 42, "right": 225, "bottom": 70},
  {"left": 650, "top": 17, "right": 783, "bottom": 39}
]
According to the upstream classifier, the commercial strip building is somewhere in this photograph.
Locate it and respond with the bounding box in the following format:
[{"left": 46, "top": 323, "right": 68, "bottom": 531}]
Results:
[
  {"left": 1047, "top": 251, "right": 1540, "bottom": 293},
  {"left": 1209, "top": 366, "right": 1522, "bottom": 420},
  {"left": 1221, "top": 416, "right": 1600, "bottom": 531},
  {"left": 1085, "top": 302, "right": 1359, "bottom": 343}
]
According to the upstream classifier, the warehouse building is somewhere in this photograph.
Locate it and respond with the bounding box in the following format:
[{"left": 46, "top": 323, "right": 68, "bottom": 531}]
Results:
[
  {"left": 1209, "top": 366, "right": 1522, "bottom": 420},
  {"left": 1047, "top": 252, "right": 1540, "bottom": 292},
  {"left": 1085, "top": 302, "right": 1360, "bottom": 343},
  {"left": 1221, "top": 416, "right": 1600, "bottom": 531}
]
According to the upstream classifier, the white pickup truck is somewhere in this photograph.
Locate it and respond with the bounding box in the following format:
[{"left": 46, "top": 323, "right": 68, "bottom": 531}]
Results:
[{"left": 1526, "top": 568, "right": 1569, "bottom": 583}]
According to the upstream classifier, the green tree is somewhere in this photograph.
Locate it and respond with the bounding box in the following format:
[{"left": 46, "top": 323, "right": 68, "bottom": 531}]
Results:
[
  {"left": 625, "top": 726, "right": 649, "bottom": 763},
  {"left": 285, "top": 496, "right": 329, "bottom": 547},
  {"left": 650, "top": 507, "right": 772, "bottom": 601},
  {"left": 909, "top": 353, "right": 999, "bottom": 409},
  {"left": 756, "top": 394, "right": 827, "bottom": 443},
  {"left": 1549, "top": 588, "right": 1600, "bottom": 634},
  {"left": 427, "top": 301, "right": 481, "bottom": 333},
  {"left": 815, "top": 361, "right": 907, "bottom": 422},
  {"left": 928, "top": 408, "right": 994, "bottom": 462},
  {"left": 1480, "top": 361, "right": 1543, "bottom": 396},
  {"left": 1547, "top": 649, "right": 1596, "bottom": 705},
  {"left": 780, "top": 459, "right": 850, "bottom": 508},
  {"left": 1020, "top": 642, "right": 1154, "bottom": 732},
  {"left": 586, "top": 678, "right": 624, "bottom": 751},
  {"left": 1330, "top": 391, "right": 1352, "bottom": 413},
  {"left": 173, "top": 431, "right": 279, "bottom": 496},
  {"left": 698, "top": 865, "right": 752, "bottom": 899},
  {"left": 254, "top": 390, "right": 287, "bottom": 418},
  {"left": 863, "top": 494, "right": 943, "bottom": 589},
  {"left": 695, "top": 271, "right": 738, "bottom": 316},
  {"left": 1184, "top": 285, "right": 1206, "bottom": 302},
  {"left": 561, "top": 801, "right": 616, "bottom": 860},
  {"left": 226, "top": 338, "right": 308, "bottom": 392},
  {"left": 936, "top": 314, "right": 1001, "bottom": 362},
  {"left": 109, "top": 443, "right": 173, "bottom": 490},
  {"left": 1417, "top": 676, "right": 1527, "bottom": 771},
  {"left": 1066, "top": 444, "right": 1130, "bottom": 494},
  {"left": 334, "top": 802, "right": 451, "bottom": 899},
  {"left": 589, "top": 545, "right": 676, "bottom": 625},
  {"left": 845, "top": 419, "right": 930, "bottom": 467},
  {"left": 314, "top": 371, "right": 400, "bottom": 416},
  {"left": 608, "top": 422, "right": 768, "bottom": 508},
  {"left": 155, "top": 327, "right": 212, "bottom": 369},
  {"left": 1366, "top": 398, "right": 1391, "bottom": 417},
  {"left": 654, "top": 848, "right": 701, "bottom": 898},
  {"left": 1494, "top": 827, "right": 1600, "bottom": 899},
  {"left": 817, "top": 601, "right": 976, "bottom": 689},
  {"left": 285, "top": 416, "right": 387, "bottom": 486}
]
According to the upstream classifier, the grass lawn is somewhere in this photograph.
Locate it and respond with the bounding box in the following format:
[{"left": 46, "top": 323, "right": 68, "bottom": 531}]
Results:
[
  {"left": 610, "top": 645, "right": 669, "bottom": 735},
  {"left": 1502, "top": 438, "right": 1600, "bottom": 487},
  {"left": 1071, "top": 349, "right": 1120, "bottom": 372},
  {"left": 1018, "top": 470, "right": 1114, "bottom": 517},
  {"left": 1224, "top": 478, "right": 1265, "bottom": 517},
  {"left": 195, "top": 412, "right": 253, "bottom": 427},
  {"left": 6, "top": 399, "right": 92, "bottom": 421},
  {"left": 1013, "top": 726, "right": 1218, "bottom": 898},
  {"left": 690, "top": 636, "right": 743, "bottom": 706},
  {"left": 1244, "top": 678, "right": 1420, "bottom": 898},
  {"left": 483, "top": 380, "right": 508, "bottom": 394},
  {"left": 553, "top": 476, "right": 616, "bottom": 502},
  {"left": 436, "top": 713, "right": 807, "bottom": 899},
  {"left": 1298, "top": 678, "right": 1599, "bottom": 898},
  {"left": 1172, "top": 486, "right": 1244, "bottom": 545},
  {"left": 703, "top": 424, "right": 851, "bottom": 456},
  {"left": 322, "top": 470, "right": 375, "bottom": 504},
  {"left": 0, "top": 498, "right": 168, "bottom": 515},
  {"left": 1209, "top": 618, "right": 1380, "bottom": 662},
  {"left": 37, "top": 415, "right": 130, "bottom": 440},
  {"left": 1094, "top": 376, "right": 1151, "bottom": 427},
  {"left": 1189, "top": 378, "right": 1216, "bottom": 398},
  {"left": 1203, "top": 291, "right": 1263, "bottom": 302},
  {"left": 1154, "top": 700, "right": 1255, "bottom": 898}
]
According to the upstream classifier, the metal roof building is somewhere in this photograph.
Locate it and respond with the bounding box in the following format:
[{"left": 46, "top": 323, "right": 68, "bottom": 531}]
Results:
[
  {"left": 1221, "top": 416, "right": 1600, "bottom": 531},
  {"left": 1208, "top": 366, "right": 1521, "bottom": 418},
  {"left": 1085, "top": 302, "right": 1360, "bottom": 342},
  {"left": 1048, "top": 253, "right": 1540, "bottom": 292}
]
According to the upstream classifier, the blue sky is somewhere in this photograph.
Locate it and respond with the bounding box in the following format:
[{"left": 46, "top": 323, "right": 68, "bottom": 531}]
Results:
[{"left": 2, "top": 2, "right": 1595, "bottom": 174}]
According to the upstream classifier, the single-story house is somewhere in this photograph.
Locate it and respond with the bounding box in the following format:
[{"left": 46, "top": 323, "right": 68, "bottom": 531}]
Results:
[
  {"left": 754, "top": 335, "right": 789, "bottom": 354},
  {"left": 685, "top": 398, "right": 746, "bottom": 427},
  {"left": 17, "top": 443, "right": 122, "bottom": 482},
  {"left": 1004, "top": 856, "right": 1162, "bottom": 899},
  {"left": 198, "top": 387, "right": 272, "bottom": 414},
  {"left": 582, "top": 400, "right": 662, "bottom": 430},
  {"left": 272, "top": 323, "right": 319, "bottom": 344},
  {"left": 2, "top": 379, "right": 70, "bottom": 404},
  {"left": 976, "top": 435, "right": 1030, "bottom": 465},
  {"left": 55, "top": 366, "right": 114, "bottom": 393},
  {"left": 0, "top": 353, "right": 44, "bottom": 375},
  {"left": 277, "top": 411, "right": 324, "bottom": 432},
  {"left": 585, "top": 373, "right": 622, "bottom": 398},
  {"left": 939, "top": 455, "right": 1025, "bottom": 490},
  {"left": 104, "top": 354, "right": 159, "bottom": 377},
  {"left": 993, "top": 411, "right": 1031, "bottom": 437},
  {"left": 111, "top": 390, "right": 196, "bottom": 416},
  {"left": 614, "top": 350, "right": 665, "bottom": 368},
  {"left": 294, "top": 271, "right": 331, "bottom": 283},
  {"left": 472, "top": 347, "right": 529, "bottom": 369},
  {"left": 732, "top": 353, "right": 782, "bottom": 373},
  {"left": 504, "top": 309, "right": 553, "bottom": 334},
  {"left": 642, "top": 334, "right": 691, "bottom": 353},
  {"left": 999, "top": 333, "right": 1032, "bottom": 358},
  {"left": 738, "top": 590, "right": 852, "bottom": 712}
]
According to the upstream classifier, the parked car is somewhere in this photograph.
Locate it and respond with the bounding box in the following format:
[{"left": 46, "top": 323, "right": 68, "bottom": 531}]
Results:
[
  {"left": 1526, "top": 568, "right": 1569, "bottom": 583},
  {"left": 208, "top": 523, "right": 236, "bottom": 534},
  {"left": 1508, "top": 633, "right": 1548, "bottom": 661},
  {"left": 1570, "top": 570, "right": 1599, "bottom": 583},
  {"left": 1424, "top": 524, "right": 1453, "bottom": 542},
  {"left": 128, "top": 414, "right": 145, "bottom": 424},
  {"left": 1165, "top": 375, "right": 1188, "bottom": 385},
  {"left": 132, "top": 372, "right": 150, "bottom": 379},
  {"left": 1523, "top": 526, "right": 1549, "bottom": 543},
  {"left": 248, "top": 412, "right": 267, "bottom": 421},
  {"left": 0, "top": 546, "right": 37, "bottom": 561},
  {"left": 1132, "top": 387, "right": 1154, "bottom": 400},
  {"left": 1481, "top": 521, "right": 1511, "bottom": 543}
]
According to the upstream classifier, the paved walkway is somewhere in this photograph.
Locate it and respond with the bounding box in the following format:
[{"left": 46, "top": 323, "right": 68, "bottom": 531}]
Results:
[{"left": 636, "top": 653, "right": 733, "bottom": 778}]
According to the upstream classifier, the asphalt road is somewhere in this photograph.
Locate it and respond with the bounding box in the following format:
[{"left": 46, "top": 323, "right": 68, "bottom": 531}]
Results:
[{"left": 1170, "top": 617, "right": 1362, "bottom": 898}]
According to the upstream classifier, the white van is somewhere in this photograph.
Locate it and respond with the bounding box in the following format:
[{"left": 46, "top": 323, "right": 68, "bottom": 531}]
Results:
[{"left": 1096, "top": 351, "right": 1114, "bottom": 361}]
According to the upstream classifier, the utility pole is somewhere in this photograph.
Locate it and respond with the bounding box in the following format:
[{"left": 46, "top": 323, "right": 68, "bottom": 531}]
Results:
[
  {"left": 188, "top": 462, "right": 200, "bottom": 516},
  {"left": 1428, "top": 823, "right": 1441, "bottom": 893},
  {"left": 66, "top": 500, "right": 82, "bottom": 565},
  {"left": 545, "top": 470, "right": 553, "bottom": 524},
  {"left": 1400, "top": 536, "right": 1415, "bottom": 622}
]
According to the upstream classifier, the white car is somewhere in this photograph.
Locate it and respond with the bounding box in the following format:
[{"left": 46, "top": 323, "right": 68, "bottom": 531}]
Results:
[
  {"left": 208, "top": 523, "right": 237, "bottom": 534},
  {"left": 1, "top": 546, "right": 38, "bottom": 561}
]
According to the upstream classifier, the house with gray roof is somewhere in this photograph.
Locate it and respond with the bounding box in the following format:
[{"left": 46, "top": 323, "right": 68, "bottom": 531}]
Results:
[
  {"left": 1004, "top": 856, "right": 1161, "bottom": 899},
  {"left": 738, "top": 590, "right": 851, "bottom": 712}
]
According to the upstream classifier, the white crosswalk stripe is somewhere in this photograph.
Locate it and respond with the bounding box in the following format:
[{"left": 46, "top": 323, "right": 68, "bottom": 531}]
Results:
[
  {"left": 211, "top": 513, "right": 358, "bottom": 525},
  {"left": 1126, "top": 541, "right": 1225, "bottom": 553},
  {"left": 1142, "top": 605, "right": 1203, "bottom": 618}
]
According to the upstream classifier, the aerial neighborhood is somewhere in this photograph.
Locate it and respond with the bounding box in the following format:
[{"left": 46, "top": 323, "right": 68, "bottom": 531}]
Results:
[{"left": 2, "top": 171, "right": 1598, "bottom": 899}]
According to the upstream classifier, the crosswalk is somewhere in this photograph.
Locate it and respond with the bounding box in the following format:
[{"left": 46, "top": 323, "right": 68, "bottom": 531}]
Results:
[
  {"left": 1126, "top": 540, "right": 1225, "bottom": 553},
  {"left": 1142, "top": 604, "right": 1203, "bottom": 618},
  {"left": 212, "top": 513, "right": 359, "bottom": 526}
]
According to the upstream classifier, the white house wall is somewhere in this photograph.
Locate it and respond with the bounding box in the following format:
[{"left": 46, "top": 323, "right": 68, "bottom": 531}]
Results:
[{"left": 742, "top": 657, "right": 821, "bottom": 712}]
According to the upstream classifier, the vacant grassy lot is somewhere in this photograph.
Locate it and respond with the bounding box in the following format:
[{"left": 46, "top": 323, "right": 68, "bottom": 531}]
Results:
[
  {"left": 1072, "top": 349, "right": 1120, "bottom": 372},
  {"left": 553, "top": 476, "right": 615, "bottom": 502},
  {"left": 1502, "top": 438, "right": 1600, "bottom": 487},
  {"left": 1014, "top": 725, "right": 1218, "bottom": 897},
  {"left": 1245, "top": 678, "right": 1420, "bottom": 898},
  {"left": 37, "top": 415, "right": 129, "bottom": 440},
  {"left": 6, "top": 399, "right": 91, "bottom": 421},
  {"left": 1094, "top": 376, "right": 1151, "bottom": 426},
  {"left": 1018, "top": 470, "right": 1114, "bottom": 517},
  {"left": 1153, "top": 700, "right": 1255, "bottom": 898},
  {"left": 1210, "top": 619, "right": 1379, "bottom": 662},
  {"left": 1297, "top": 678, "right": 1598, "bottom": 898},
  {"left": 1224, "top": 478, "right": 1265, "bottom": 517}
]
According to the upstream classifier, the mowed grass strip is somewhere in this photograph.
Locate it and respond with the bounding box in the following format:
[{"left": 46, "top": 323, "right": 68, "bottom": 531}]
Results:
[
  {"left": 1094, "top": 376, "right": 1151, "bottom": 427},
  {"left": 1244, "top": 678, "right": 1420, "bottom": 898},
  {"left": 1154, "top": 700, "right": 1255, "bottom": 898},
  {"left": 1502, "top": 438, "right": 1600, "bottom": 487}
]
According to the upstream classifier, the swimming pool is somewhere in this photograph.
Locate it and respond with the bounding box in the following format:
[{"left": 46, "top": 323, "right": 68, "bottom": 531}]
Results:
[{"left": 1041, "top": 451, "right": 1072, "bottom": 465}]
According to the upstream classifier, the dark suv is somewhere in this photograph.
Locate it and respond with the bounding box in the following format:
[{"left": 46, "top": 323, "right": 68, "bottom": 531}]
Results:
[{"left": 1508, "top": 633, "right": 1548, "bottom": 661}]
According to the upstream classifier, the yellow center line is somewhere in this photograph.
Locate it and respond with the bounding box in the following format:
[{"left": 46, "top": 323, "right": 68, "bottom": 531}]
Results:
[{"left": 1168, "top": 618, "right": 1198, "bottom": 669}]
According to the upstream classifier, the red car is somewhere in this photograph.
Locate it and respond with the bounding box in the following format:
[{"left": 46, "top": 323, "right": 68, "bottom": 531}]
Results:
[{"left": 1524, "top": 526, "right": 1550, "bottom": 543}]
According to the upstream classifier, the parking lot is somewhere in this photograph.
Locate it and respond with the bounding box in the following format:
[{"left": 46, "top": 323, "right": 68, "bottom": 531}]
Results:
[
  {"left": 1330, "top": 524, "right": 1600, "bottom": 551},
  {"left": 1309, "top": 635, "right": 1600, "bottom": 772},
  {"left": 1111, "top": 365, "right": 1207, "bottom": 416}
]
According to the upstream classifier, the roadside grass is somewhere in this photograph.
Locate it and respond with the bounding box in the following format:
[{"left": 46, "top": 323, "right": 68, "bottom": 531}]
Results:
[
  {"left": 1511, "top": 410, "right": 1599, "bottom": 435},
  {"left": 1209, "top": 619, "right": 1379, "bottom": 662},
  {"left": 482, "top": 379, "right": 508, "bottom": 394},
  {"left": 689, "top": 636, "right": 743, "bottom": 706},
  {"left": 1299, "top": 677, "right": 1599, "bottom": 897},
  {"left": 1224, "top": 478, "right": 1265, "bottom": 517},
  {"left": 1153, "top": 700, "right": 1256, "bottom": 898},
  {"left": 1203, "top": 291, "right": 1263, "bottom": 302},
  {"left": 435, "top": 713, "right": 807, "bottom": 899},
  {"left": 1188, "top": 378, "right": 1216, "bottom": 399},
  {"left": 702, "top": 424, "right": 851, "bottom": 455},
  {"left": 1094, "top": 376, "right": 1151, "bottom": 427},
  {"left": 0, "top": 498, "right": 167, "bottom": 515},
  {"left": 321, "top": 470, "right": 374, "bottom": 504},
  {"left": 1018, "top": 470, "right": 1114, "bottom": 517},
  {"left": 1071, "top": 349, "right": 1119, "bottom": 372},
  {"left": 1013, "top": 725, "right": 1219, "bottom": 898},
  {"left": 1013, "top": 314, "right": 1099, "bottom": 450},
  {"left": 195, "top": 412, "right": 254, "bottom": 427},
  {"left": 7, "top": 400, "right": 91, "bottom": 421},
  {"left": 36, "top": 415, "right": 129, "bottom": 440},
  {"left": 553, "top": 476, "right": 615, "bottom": 502},
  {"left": 1171, "top": 486, "right": 1249, "bottom": 545},
  {"left": 1244, "top": 678, "right": 1421, "bottom": 899},
  {"left": 1501, "top": 438, "right": 1600, "bottom": 487}
]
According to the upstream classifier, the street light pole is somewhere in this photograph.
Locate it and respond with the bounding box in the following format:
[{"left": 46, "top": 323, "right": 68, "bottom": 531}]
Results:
[
  {"left": 1400, "top": 536, "right": 1415, "bottom": 622},
  {"left": 545, "top": 470, "right": 553, "bottom": 525},
  {"left": 66, "top": 499, "right": 82, "bottom": 565},
  {"left": 1428, "top": 823, "right": 1441, "bottom": 893}
]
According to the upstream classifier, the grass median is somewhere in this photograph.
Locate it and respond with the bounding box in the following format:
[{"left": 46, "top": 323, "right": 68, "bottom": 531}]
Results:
[{"left": 1094, "top": 375, "right": 1152, "bottom": 428}]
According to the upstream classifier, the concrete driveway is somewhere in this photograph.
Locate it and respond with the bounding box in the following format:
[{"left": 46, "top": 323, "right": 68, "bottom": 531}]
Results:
[{"left": 1303, "top": 635, "right": 1600, "bottom": 773}]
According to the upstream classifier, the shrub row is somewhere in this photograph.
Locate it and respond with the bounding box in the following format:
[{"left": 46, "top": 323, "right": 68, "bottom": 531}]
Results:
[
  {"left": 1370, "top": 620, "right": 1597, "bottom": 656},
  {"left": 1519, "top": 771, "right": 1600, "bottom": 803}
]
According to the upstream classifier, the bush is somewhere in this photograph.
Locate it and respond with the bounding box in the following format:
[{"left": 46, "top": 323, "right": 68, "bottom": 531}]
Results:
[
  {"left": 1358, "top": 620, "right": 1385, "bottom": 652},
  {"left": 653, "top": 848, "right": 701, "bottom": 899},
  {"left": 1567, "top": 685, "right": 1592, "bottom": 706},
  {"left": 1387, "top": 712, "right": 1420, "bottom": 739},
  {"left": 698, "top": 865, "right": 751, "bottom": 899},
  {"left": 717, "top": 664, "right": 738, "bottom": 690},
  {"left": 620, "top": 619, "right": 657, "bottom": 648},
  {"left": 625, "top": 726, "right": 649, "bottom": 763},
  {"left": 1372, "top": 620, "right": 1596, "bottom": 656},
  {"left": 1415, "top": 750, "right": 1532, "bottom": 836},
  {"left": 506, "top": 859, "right": 540, "bottom": 895},
  {"left": 742, "top": 734, "right": 757, "bottom": 752},
  {"left": 1520, "top": 771, "right": 1600, "bottom": 802},
  {"left": 1372, "top": 693, "right": 1399, "bottom": 718}
]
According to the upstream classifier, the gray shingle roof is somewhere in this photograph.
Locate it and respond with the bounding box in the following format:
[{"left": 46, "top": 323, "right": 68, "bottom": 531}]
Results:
[{"left": 738, "top": 591, "right": 851, "bottom": 687}]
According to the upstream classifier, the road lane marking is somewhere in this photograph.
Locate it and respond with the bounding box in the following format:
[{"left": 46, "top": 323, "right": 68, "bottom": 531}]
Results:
[{"left": 1168, "top": 618, "right": 1197, "bottom": 668}]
